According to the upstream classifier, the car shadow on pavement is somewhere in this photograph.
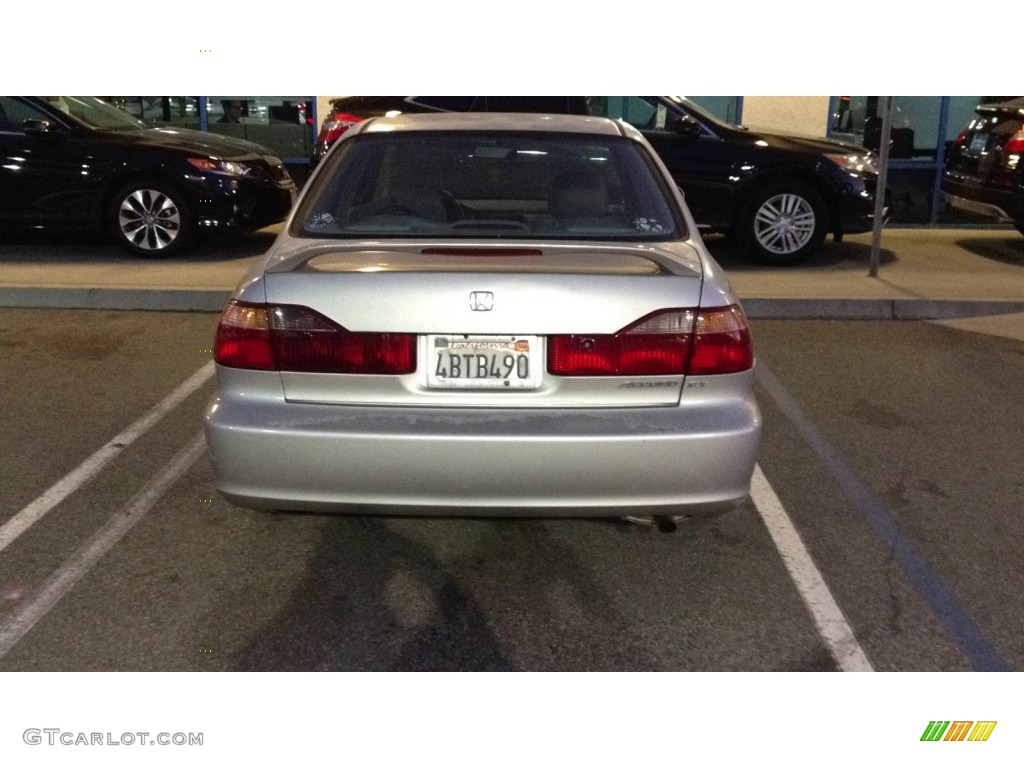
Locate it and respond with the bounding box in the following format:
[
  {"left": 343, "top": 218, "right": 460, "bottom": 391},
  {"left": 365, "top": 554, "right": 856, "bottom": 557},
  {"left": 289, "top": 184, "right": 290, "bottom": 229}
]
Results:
[
  {"left": 232, "top": 514, "right": 664, "bottom": 672},
  {"left": 703, "top": 234, "right": 896, "bottom": 271},
  {"left": 954, "top": 236, "right": 1024, "bottom": 267}
]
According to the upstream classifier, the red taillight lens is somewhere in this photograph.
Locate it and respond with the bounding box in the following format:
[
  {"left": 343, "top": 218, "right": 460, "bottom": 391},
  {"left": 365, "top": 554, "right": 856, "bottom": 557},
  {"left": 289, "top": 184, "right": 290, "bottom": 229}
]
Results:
[
  {"left": 1003, "top": 128, "right": 1024, "bottom": 154},
  {"left": 318, "top": 112, "right": 362, "bottom": 144},
  {"left": 548, "top": 306, "right": 752, "bottom": 377},
  {"left": 215, "top": 302, "right": 274, "bottom": 370},
  {"left": 214, "top": 301, "right": 415, "bottom": 374},
  {"left": 955, "top": 130, "right": 966, "bottom": 146},
  {"left": 270, "top": 305, "right": 414, "bottom": 374},
  {"left": 686, "top": 306, "right": 754, "bottom": 375},
  {"left": 549, "top": 310, "right": 694, "bottom": 376},
  {"left": 549, "top": 334, "right": 690, "bottom": 375}
]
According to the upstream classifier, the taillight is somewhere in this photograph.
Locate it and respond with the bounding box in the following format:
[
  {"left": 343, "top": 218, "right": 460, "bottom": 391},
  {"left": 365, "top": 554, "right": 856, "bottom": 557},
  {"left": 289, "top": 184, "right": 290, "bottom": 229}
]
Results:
[
  {"left": 549, "top": 310, "right": 692, "bottom": 376},
  {"left": 317, "top": 112, "right": 362, "bottom": 144},
  {"left": 215, "top": 302, "right": 274, "bottom": 370},
  {"left": 686, "top": 305, "right": 754, "bottom": 375},
  {"left": 548, "top": 306, "right": 752, "bottom": 377},
  {"left": 269, "top": 305, "right": 414, "bottom": 374},
  {"left": 1003, "top": 128, "right": 1024, "bottom": 154},
  {"left": 215, "top": 301, "right": 415, "bottom": 374},
  {"left": 955, "top": 129, "right": 966, "bottom": 146}
]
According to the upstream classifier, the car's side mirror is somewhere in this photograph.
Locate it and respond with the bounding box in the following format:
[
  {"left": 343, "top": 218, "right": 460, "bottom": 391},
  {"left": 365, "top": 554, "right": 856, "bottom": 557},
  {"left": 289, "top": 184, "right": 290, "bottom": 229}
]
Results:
[
  {"left": 672, "top": 115, "right": 702, "bottom": 138},
  {"left": 23, "top": 119, "right": 60, "bottom": 136}
]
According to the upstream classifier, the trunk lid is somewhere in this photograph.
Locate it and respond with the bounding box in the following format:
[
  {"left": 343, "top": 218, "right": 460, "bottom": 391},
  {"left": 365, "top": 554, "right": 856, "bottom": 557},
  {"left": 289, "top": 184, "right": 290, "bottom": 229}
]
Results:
[{"left": 261, "top": 241, "right": 705, "bottom": 408}]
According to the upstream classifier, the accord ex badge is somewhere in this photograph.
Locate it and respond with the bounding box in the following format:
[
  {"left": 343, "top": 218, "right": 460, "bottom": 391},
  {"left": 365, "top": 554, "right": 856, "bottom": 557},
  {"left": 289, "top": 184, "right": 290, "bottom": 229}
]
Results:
[{"left": 469, "top": 291, "right": 494, "bottom": 312}]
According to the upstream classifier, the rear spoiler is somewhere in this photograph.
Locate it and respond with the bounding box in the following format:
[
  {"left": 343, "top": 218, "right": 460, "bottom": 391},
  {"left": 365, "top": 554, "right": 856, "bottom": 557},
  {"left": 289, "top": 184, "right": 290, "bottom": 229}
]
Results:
[{"left": 263, "top": 241, "right": 703, "bottom": 278}]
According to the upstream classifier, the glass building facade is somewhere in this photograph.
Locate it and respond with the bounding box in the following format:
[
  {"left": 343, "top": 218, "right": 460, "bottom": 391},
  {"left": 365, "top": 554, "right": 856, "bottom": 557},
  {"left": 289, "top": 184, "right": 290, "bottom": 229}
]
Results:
[
  {"left": 105, "top": 96, "right": 739, "bottom": 189},
  {"left": 102, "top": 95, "right": 1016, "bottom": 227},
  {"left": 828, "top": 96, "right": 1019, "bottom": 225}
]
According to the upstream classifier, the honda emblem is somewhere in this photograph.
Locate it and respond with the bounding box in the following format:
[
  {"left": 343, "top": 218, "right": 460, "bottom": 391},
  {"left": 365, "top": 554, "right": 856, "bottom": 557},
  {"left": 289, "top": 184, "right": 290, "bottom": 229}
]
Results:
[{"left": 469, "top": 291, "right": 494, "bottom": 312}]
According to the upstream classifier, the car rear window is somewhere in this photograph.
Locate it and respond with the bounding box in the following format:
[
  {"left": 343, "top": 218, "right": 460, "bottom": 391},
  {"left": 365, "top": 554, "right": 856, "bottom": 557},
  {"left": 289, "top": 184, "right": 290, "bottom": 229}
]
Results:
[
  {"left": 964, "top": 110, "right": 1023, "bottom": 154},
  {"left": 293, "top": 131, "right": 685, "bottom": 241}
]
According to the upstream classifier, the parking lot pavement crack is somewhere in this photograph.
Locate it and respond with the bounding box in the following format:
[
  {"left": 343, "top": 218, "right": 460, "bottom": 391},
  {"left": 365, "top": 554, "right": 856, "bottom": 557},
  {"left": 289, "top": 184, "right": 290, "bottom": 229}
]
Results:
[
  {"left": 885, "top": 551, "right": 905, "bottom": 637},
  {"left": 755, "top": 360, "right": 1013, "bottom": 671}
]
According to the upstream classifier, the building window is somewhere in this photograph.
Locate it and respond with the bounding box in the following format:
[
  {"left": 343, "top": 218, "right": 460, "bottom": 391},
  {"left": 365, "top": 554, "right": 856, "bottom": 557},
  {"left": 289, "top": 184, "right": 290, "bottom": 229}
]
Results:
[
  {"left": 687, "top": 96, "right": 742, "bottom": 125},
  {"left": 207, "top": 96, "right": 315, "bottom": 166},
  {"left": 829, "top": 96, "right": 1003, "bottom": 225},
  {"left": 110, "top": 97, "right": 201, "bottom": 129}
]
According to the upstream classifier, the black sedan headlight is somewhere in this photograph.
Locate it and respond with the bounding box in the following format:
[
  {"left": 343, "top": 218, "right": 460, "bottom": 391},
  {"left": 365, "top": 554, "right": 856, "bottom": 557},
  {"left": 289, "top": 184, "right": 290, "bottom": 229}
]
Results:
[
  {"left": 186, "top": 157, "right": 255, "bottom": 177},
  {"left": 824, "top": 152, "right": 879, "bottom": 175}
]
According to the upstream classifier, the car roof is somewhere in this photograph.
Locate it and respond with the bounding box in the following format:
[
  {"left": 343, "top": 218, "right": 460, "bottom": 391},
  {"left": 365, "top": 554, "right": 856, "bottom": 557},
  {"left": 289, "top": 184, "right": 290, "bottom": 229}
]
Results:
[
  {"left": 354, "top": 112, "right": 634, "bottom": 138},
  {"left": 977, "top": 97, "right": 1024, "bottom": 115}
]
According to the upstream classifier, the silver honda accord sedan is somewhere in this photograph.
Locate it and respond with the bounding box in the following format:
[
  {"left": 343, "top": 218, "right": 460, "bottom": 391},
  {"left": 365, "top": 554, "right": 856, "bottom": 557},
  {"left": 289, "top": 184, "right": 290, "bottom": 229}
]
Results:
[{"left": 203, "top": 112, "right": 761, "bottom": 518}]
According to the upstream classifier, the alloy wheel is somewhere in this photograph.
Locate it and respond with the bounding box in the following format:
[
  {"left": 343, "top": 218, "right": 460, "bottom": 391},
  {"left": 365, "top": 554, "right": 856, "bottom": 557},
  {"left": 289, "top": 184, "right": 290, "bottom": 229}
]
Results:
[
  {"left": 117, "top": 188, "right": 182, "bottom": 252},
  {"left": 753, "top": 193, "right": 817, "bottom": 255}
]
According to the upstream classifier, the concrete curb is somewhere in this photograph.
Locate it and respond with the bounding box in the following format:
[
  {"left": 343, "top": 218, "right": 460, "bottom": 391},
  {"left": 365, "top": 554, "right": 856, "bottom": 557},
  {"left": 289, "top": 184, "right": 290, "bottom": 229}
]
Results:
[
  {"left": 0, "top": 288, "right": 231, "bottom": 312},
  {"left": 741, "top": 298, "right": 1024, "bottom": 320}
]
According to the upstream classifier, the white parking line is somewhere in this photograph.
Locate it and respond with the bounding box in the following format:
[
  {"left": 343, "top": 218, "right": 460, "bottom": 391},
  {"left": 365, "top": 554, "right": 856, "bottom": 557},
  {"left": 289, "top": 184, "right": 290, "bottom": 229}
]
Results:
[
  {"left": 749, "top": 464, "right": 874, "bottom": 672},
  {"left": 0, "top": 362, "right": 213, "bottom": 554},
  {"left": 0, "top": 433, "right": 207, "bottom": 660}
]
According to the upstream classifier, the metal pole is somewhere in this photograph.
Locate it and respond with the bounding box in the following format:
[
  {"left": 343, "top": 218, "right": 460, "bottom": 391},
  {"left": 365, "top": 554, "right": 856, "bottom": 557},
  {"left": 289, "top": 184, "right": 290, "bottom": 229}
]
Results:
[{"left": 869, "top": 96, "right": 893, "bottom": 278}]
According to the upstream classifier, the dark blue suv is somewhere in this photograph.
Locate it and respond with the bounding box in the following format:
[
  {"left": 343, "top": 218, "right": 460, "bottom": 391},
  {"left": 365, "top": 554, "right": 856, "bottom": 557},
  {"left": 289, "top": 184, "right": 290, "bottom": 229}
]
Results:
[{"left": 942, "top": 98, "right": 1024, "bottom": 235}]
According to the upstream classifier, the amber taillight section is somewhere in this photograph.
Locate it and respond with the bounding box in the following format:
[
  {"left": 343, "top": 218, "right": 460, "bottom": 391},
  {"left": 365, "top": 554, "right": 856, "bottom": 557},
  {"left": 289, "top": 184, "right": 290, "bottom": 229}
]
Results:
[{"left": 214, "top": 302, "right": 274, "bottom": 370}]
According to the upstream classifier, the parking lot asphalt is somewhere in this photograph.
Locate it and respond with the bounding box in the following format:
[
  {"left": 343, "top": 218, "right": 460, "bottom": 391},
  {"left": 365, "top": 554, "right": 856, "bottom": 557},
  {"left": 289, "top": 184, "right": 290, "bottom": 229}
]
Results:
[
  {"left": 1, "top": 311, "right": 1021, "bottom": 671},
  {"left": 1, "top": 226, "right": 1023, "bottom": 320},
  {"left": 2, "top": 223, "right": 1022, "bottom": 672}
]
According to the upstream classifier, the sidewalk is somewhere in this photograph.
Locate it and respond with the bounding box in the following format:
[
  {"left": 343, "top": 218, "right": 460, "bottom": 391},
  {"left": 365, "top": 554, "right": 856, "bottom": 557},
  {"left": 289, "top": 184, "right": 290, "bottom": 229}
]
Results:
[
  {"left": 1, "top": 227, "right": 1023, "bottom": 319},
  {"left": 710, "top": 228, "right": 1024, "bottom": 319}
]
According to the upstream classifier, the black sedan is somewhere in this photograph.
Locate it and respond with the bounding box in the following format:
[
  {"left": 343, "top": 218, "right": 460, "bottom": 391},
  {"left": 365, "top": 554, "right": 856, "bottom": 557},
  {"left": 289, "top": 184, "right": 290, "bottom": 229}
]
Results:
[
  {"left": 0, "top": 96, "right": 297, "bottom": 257},
  {"left": 310, "top": 96, "right": 883, "bottom": 265},
  {"left": 942, "top": 98, "right": 1024, "bottom": 234}
]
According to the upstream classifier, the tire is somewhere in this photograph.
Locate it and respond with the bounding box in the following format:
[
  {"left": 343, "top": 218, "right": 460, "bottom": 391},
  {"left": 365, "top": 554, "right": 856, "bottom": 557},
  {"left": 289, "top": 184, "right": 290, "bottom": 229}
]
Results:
[
  {"left": 736, "top": 180, "right": 828, "bottom": 266},
  {"left": 109, "top": 180, "right": 195, "bottom": 258}
]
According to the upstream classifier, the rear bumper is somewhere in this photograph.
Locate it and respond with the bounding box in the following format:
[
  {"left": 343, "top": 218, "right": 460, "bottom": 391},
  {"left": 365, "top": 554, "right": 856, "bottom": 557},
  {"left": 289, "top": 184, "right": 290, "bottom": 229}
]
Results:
[
  {"left": 203, "top": 371, "right": 761, "bottom": 517},
  {"left": 941, "top": 187, "right": 1021, "bottom": 225},
  {"left": 942, "top": 170, "right": 1024, "bottom": 226}
]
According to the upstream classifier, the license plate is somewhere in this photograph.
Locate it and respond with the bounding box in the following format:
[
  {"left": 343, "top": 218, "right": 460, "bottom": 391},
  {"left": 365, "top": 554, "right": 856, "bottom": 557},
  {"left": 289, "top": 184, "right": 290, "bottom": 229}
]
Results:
[
  {"left": 426, "top": 335, "right": 541, "bottom": 389},
  {"left": 969, "top": 133, "right": 988, "bottom": 154}
]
